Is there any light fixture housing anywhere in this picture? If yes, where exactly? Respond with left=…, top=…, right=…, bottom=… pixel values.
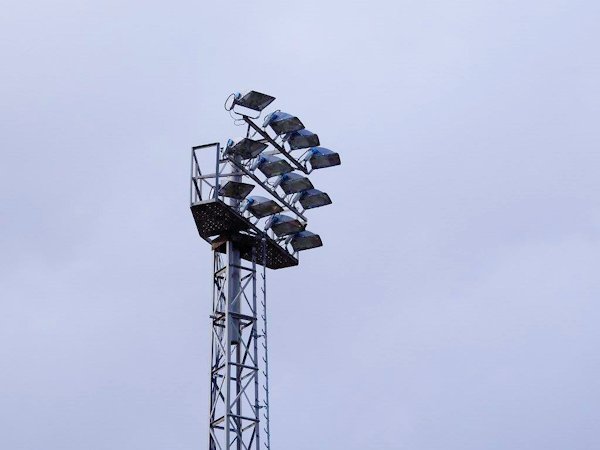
left=288, top=230, right=323, bottom=252
left=218, top=181, right=254, bottom=200
left=244, top=196, right=284, bottom=218
left=307, top=147, right=341, bottom=170
left=283, top=129, right=320, bottom=150
left=296, top=189, right=332, bottom=210
left=226, top=138, right=268, bottom=160
left=263, top=111, right=304, bottom=135
left=233, top=91, right=275, bottom=112
left=265, top=214, right=305, bottom=237
left=253, top=155, right=294, bottom=178
left=275, top=173, right=314, bottom=195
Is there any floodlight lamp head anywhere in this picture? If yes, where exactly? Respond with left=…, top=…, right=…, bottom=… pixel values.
left=283, top=129, right=320, bottom=150
left=274, top=172, right=314, bottom=195
left=218, top=180, right=254, bottom=200
left=226, top=138, right=268, bottom=160
left=287, top=230, right=323, bottom=252
left=305, top=147, right=341, bottom=171
left=263, top=111, right=305, bottom=135
left=252, top=154, right=294, bottom=178
left=232, top=90, right=276, bottom=112
left=294, top=189, right=332, bottom=210
left=243, top=196, right=284, bottom=219
left=264, top=214, right=305, bottom=237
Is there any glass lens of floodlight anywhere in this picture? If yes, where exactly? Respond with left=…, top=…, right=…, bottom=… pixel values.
left=308, top=147, right=341, bottom=170
left=299, top=189, right=332, bottom=209
left=257, top=155, right=294, bottom=178
left=234, top=91, right=276, bottom=112
left=267, top=215, right=304, bottom=237
left=290, top=231, right=323, bottom=251
left=227, top=138, right=268, bottom=160
left=219, top=181, right=254, bottom=200
left=283, top=129, right=320, bottom=150
left=246, top=196, right=284, bottom=218
left=265, top=112, right=304, bottom=135
left=278, top=173, right=314, bottom=195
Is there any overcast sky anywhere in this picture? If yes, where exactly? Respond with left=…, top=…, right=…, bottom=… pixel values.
left=2, top=1, right=600, bottom=449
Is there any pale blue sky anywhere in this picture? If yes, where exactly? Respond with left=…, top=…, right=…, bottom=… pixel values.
left=1, top=1, right=600, bottom=449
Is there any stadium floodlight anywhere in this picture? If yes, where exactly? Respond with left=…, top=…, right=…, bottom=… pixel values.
left=305, top=147, right=341, bottom=170
left=243, top=195, right=284, bottom=218
left=294, top=189, right=332, bottom=210
left=218, top=180, right=254, bottom=200
left=226, top=138, right=268, bottom=160
left=233, top=90, right=276, bottom=112
left=252, top=154, right=294, bottom=178
left=265, top=214, right=305, bottom=237
left=263, top=111, right=304, bottom=135
left=287, top=230, right=323, bottom=251
left=191, top=89, right=344, bottom=450
left=283, top=129, right=320, bottom=150
left=274, top=172, right=314, bottom=195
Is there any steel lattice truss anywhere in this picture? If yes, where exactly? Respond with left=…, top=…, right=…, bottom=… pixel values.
left=209, top=242, right=270, bottom=450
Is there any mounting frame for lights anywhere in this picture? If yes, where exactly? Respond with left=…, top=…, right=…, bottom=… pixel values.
left=189, top=90, right=341, bottom=450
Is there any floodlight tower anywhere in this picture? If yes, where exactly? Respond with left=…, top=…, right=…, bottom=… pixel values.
left=190, top=91, right=341, bottom=450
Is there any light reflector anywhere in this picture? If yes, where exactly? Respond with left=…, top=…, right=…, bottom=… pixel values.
left=265, top=214, right=304, bottom=237
left=226, top=138, right=268, bottom=160
left=283, top=129, right=320, bottom=150
left=298, top=189, right=332, bottom=210
left=233, top=91, right=276, bottom=112
left=219, top=181, right=254, bottom=200
left=264, top=111, right=304, bottom=135
left=254, top=155, right=294, bottom=178
left=276, top=173, right=314, bottom=195
left=289, top=231, right=323, bottom=252
left=245, top=196, right=283, bottom=218
left=308, top=147, right=341, bottom=170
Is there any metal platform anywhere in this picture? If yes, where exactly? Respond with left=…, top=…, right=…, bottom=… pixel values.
left=190, top=199, right=298, bottom=270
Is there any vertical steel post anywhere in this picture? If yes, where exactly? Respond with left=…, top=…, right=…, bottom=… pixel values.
left=260, top=239, right=271, bottom=450
left=252, top=250, right=261, bottom=450
left=227, top=151, right=243, bottom=450
left=202, top=145, right=271, bottom=450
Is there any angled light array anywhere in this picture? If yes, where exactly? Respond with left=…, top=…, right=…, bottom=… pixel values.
left=220, top=89, right=342, bottom=254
